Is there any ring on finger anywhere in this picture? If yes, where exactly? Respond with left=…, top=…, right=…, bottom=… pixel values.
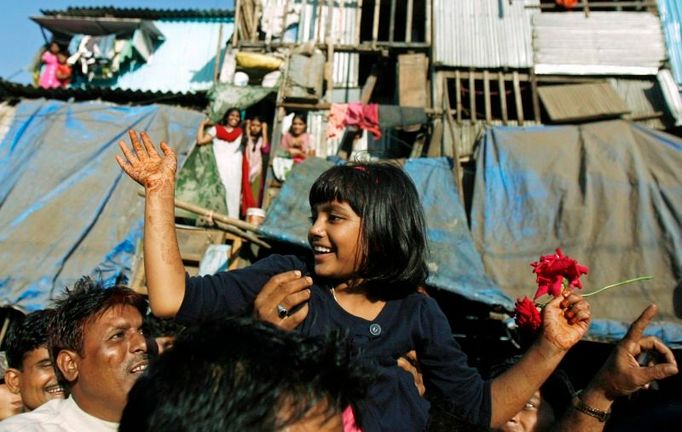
left=276, top=304, right=289, bottom=319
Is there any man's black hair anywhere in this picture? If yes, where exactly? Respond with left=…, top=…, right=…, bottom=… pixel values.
left=120, top=317, right=375, bottom=432
left=5, top=309, right=56, bottom=370
left=48, top=276, right=147, bottom=388
left=309, top=162, right=429, bottom=298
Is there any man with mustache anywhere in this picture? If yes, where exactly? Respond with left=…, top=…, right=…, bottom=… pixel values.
left=4, top=309, right=65, bottom=413
left=0, top=277, right=149, bottom=431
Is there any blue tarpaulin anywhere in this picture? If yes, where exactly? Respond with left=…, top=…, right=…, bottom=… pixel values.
left=0, top=99, right=202, bottom=311
left=470, top=120, right=682, bottom=346
left=260, top=157, right=513, bottom=308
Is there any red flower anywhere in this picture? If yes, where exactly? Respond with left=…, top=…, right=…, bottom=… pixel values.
left=515, top=297, right=542, bottom=332
left=531, top=248, right=589, bottom=299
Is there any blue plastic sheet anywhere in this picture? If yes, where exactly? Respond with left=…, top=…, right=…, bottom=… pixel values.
left=0, top=99, right=202, bottom=311
left=470, top=121, right=682, bottom=346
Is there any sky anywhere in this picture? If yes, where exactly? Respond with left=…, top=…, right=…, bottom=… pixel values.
left=0, top=0, right=234, bottom=84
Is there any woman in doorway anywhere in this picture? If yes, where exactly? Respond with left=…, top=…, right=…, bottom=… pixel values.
left=197, top=108, right=243, bottom=219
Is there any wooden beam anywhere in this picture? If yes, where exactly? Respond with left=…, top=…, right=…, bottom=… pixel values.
left=425, top=0, right=432, bottom=45
left=355, top=0, right=364, bottom=45
left=513, top=71, right=524, bottom=125
left=530, top=69, right=541, bottom=122
left=325, top=38, right=335, bottom=102
left=483, top=70, right=491, bottom=122
left=361, top=66, right=378, bottom=103
left=372, top=0, right=382, bottom=47
left=469, top=72, right=476, bottom=122
left=232, top=0, right=242, bottom=47
left=282, top=0, right=292, bottom=40
left=455, top=71, right=462, bottom=123
left=498, top=72, right=508, bottom=125
left=213, top=24, right=224, bottom=83
left=405, top=0, right=414, bottom=43
left=389, top=0, right=397, bottom=43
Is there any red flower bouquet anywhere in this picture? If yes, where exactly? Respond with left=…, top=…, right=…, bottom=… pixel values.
left=514, top=249, right=651, bottom=333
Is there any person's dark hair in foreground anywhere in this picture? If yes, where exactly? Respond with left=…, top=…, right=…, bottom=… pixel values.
left=120, top=318, right=374, bottom=432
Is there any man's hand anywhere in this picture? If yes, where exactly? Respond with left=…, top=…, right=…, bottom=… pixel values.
left=397, top=350, right=425, bottom=397
left=253, top=271, right=312, bottom=331
left=588, top=304, right=678, bottom=401
left=116, top=130, right=177, bottom=191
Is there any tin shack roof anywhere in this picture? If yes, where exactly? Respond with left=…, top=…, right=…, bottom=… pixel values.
left=432, top=0, right=539, bottom=69
left=533, top=12, right=666, bottom=76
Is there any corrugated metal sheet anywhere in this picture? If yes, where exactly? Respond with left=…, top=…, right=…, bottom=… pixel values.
left=41, top=7, right=234, bottom=20
left=657, top=69, right=682, bottom=127
left=659, top=0, right=682, bottom=86
left=608, top=77, right=670, bottom=130
left=433, top=0, right=539, bottom=68
left=533, top=12, right=666, bottom=76
left=0, top=78, right=207, bottom=108
left=113, top=19, right=233, bottom=93
left=297, top=0, right=359, bottom=87
left=538, top=82, right=630, bottom=123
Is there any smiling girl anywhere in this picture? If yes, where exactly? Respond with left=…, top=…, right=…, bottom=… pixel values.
left=117, top=131, right=591, bottom=432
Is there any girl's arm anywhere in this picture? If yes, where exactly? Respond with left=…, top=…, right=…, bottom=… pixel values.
left=196, top=120, right=214, bottom=145
left=489, top=291, right=591, bottom=427
left=116, top=130, right=186, bottom=317
left=261, top=122, right=270, bottom=153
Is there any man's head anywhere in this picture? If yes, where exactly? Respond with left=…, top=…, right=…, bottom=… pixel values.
left=0, top=352, right=22, bottom=420
left=5, top=309, right=65, bottom=410
left=49, top=277, right=149, bottom=422
left=120, top=318, right=373, bottom=432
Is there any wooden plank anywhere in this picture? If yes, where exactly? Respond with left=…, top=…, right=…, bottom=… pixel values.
left=361, top=66, right=378, bottom=103
left=372, top=0, right=381, bottom=47
left=498, top=71, right=508, bottom=125
left=398, top=53, right=428, bottom=107
left=232, top=0, right=242, bottom=47
left=405, top=0, right=414, bottom=42
left=469, top=72, right=476, bottom=122
left=530, top=69, right=541, bottom=122
left=483, top=70, right=491, bottom=122
left=283, top=0, right=292, bottom=40
left=442, top=81, right=465, bottom=200
left=316, top=0, right=324, bottom=42
left=409, top=132, right=426, bottom=158
left=389, top=0, right=397, bottom=43
left=213, top=24, right=224, bottom=83
left=325, top=39, right=335, bottom=102
left=513, top=71, right=524, bottom=125
left=355, top=0, right=364, bottom=45
left=326, top=0, right=334, bottom=40
left=425, top=0, right=431, bottom=45
left=455, top=71, right=462, bottom=123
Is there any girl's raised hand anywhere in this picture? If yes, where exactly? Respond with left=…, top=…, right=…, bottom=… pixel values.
left=540, top=291, right=591, bottom=352
left=116, top=130, right=177, bottom=190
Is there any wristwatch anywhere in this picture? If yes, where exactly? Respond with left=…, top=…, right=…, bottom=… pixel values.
left=571, top=390, right=611, bottom=422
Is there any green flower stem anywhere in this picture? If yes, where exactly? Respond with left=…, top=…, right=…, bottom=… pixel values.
left=581, top=276, right=653, bottom=298
left=534, top=276, right=653, bottom=308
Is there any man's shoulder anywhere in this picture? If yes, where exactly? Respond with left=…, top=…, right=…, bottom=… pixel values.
left=0, top=399, right=68, bottom=432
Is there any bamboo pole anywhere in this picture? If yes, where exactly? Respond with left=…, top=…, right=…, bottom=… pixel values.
left=136, top=190, right=270, bottom=248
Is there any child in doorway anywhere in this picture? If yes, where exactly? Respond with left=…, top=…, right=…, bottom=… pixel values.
left=243, top=116, right=270, bottom=207
left=280, top=113, right=313, bottom=163
left=116, top=131, right=591, bottom=432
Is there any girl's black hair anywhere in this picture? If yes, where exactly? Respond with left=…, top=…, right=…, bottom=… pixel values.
left=309, top=162, right=429, bottom=298
left=288, top=113, right=307, bottom=134
left=223, top=107, right=241, bottom=125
